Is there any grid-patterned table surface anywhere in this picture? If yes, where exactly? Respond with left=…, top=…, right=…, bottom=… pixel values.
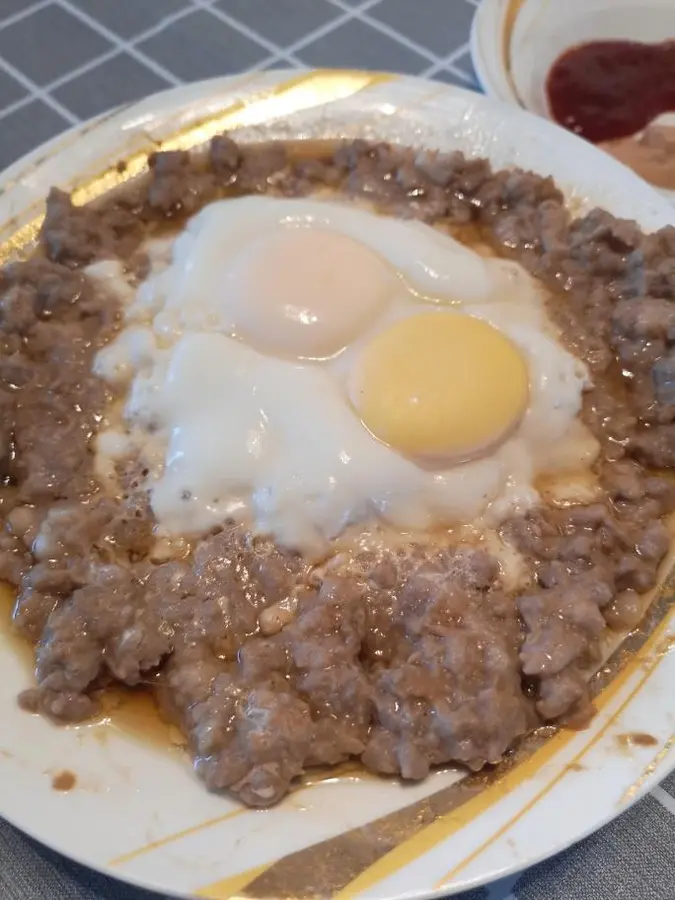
left=0, top=0, right=480, bottom=170
left=2, top=2, right=675, bottom=899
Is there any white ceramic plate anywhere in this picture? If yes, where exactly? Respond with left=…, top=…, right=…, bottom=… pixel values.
left=2, top=70, right=675, bottom=900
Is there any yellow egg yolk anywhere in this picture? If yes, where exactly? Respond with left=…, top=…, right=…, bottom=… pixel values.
left=351, top=312, right=530, bottom=463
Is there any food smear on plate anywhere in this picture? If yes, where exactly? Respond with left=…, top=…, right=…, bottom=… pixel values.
left=3, top=137, right=675, bottom=809
left=546, top=39, right=675, bottom=144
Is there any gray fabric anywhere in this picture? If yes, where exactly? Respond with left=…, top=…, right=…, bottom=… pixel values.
left=0, top=1, right=671, bottom=897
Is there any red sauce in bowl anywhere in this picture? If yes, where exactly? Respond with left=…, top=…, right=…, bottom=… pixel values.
left=546, top=40, right=675, bottom=143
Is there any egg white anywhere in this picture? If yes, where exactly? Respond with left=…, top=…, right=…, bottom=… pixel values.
left=92, top=196, right=595, bottom=554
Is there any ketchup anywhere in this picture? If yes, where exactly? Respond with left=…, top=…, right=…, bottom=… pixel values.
left=546, top=40, right=675, bottom=143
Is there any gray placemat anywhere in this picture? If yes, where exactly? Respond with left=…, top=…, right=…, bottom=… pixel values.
left=1, top=1, right=674, bottom=898
left=0, top=0, right=478, bottom=170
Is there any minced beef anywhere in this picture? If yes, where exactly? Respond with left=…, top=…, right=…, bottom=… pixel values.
left=2, top=136, right=675, bottom=808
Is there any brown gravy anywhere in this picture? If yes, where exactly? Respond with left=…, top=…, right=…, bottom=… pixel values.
left=89, top=688, right=185, bottom=750
left=0, top=583, right=182, bottom=751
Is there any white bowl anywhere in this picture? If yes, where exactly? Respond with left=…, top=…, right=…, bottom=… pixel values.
left=472, top=0, right=675, bottom=112
left=470, top=0, right=675, bottom=201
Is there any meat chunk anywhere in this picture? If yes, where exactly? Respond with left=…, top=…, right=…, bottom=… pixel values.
left=236, top=144, right=288, bottom=192
left=361, top=549, right=532, bottom=778
left=631, top=424, right=675, bottom=467
left=41, top=189, right=138, bottom=265
left=209, top=134, right=240, bottom=179
left=193, top=681, right=313, bottom=808
left=612, top=296, right=675, bottom=341
left=147, top=150, right=216, bottom=217
left=505, top=490, right=669, bottom=722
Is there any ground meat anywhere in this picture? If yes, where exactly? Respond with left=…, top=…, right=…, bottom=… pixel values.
left=0, top=528, right=30, bottom=585
left=193, top=680, right=314, bottom=808
left=236, top=143, right=289, bottom=193
left=12, top=590, right=59, bottom=642
left=536, top=668, right=591, bottom=722
left=2, top=136, right=674, bottom=808
left=568, top=209, right=643, bottom=281
left=362, top=550, right=532, bottom=778
left=652, top=353, right=675, bottom=405
left=32, top=494, right=154, bottom=563
left=642, top=227, right=675, bottom=298
left=612, top=296, right=675, bottom=341
left=147, top=150, right=217, bottom=217
left=209, top=134, right=240, bottom=178
left=504, top=487, right=671, bottom=721
left=188, top=577, right=370, bottom=806
left=602, top=459, right=675, bottom=522
left=604, top=589, right=645, bottom=631
left=0, top=258, right=116, bottom=511
left=631, top=424, right=675, bottom=467
left=478, top=174, right=566, bottom=268
left=41, top=188, right=141, bottom=266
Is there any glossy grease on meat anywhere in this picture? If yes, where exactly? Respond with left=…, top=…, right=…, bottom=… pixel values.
left=1, top=136, right=674, bottom=808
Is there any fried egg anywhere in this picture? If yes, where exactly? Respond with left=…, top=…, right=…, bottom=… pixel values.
left=93, top=196, right=596, bottom=554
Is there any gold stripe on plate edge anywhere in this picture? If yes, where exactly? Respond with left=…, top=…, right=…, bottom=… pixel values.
left=108, top=761, right=364, bottom=868
left=198, top=865, right=274, bottom=900
left=620, top=732, right=675, bottom=806
left=0, top=69, right=396, bottom=265
left=109, top=807, right=248, bottom=867
left=193, top=576, right=675, bottom=900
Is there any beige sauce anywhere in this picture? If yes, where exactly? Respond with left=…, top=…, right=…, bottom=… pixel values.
left=601, top=125, right=675, bottom=190
left=87, top=687, right=185, bottom=750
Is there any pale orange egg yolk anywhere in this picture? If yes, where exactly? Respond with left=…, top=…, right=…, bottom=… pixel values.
left=351, top=312, right=530, bottom=463
left=225, top=227, right=392, bottom=359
